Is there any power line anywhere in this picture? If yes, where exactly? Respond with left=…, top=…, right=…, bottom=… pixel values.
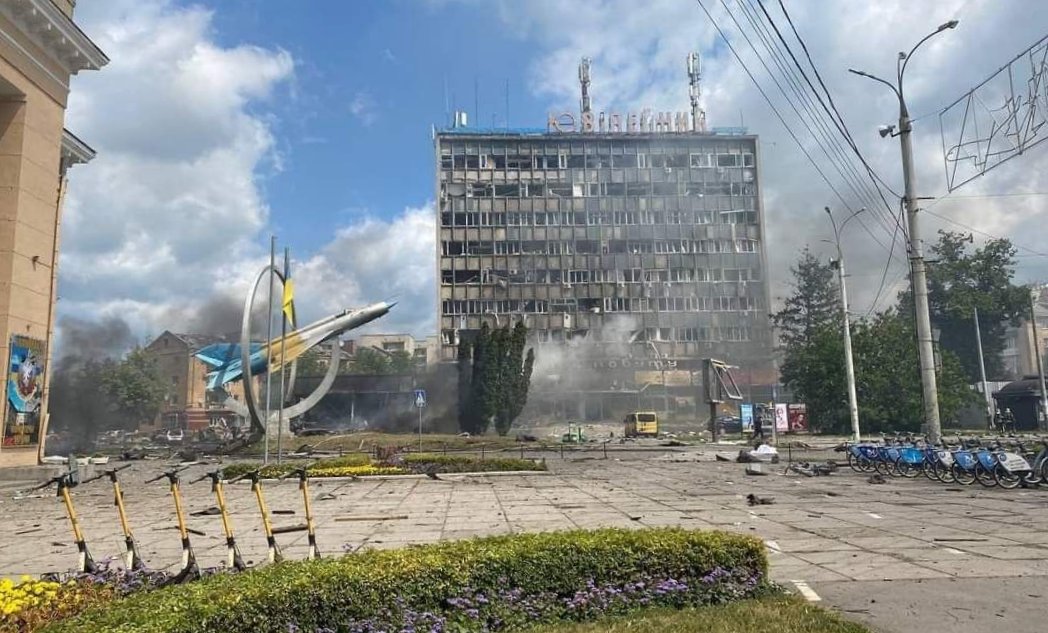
left=694, top=0, right=893, bottom=252
left=923, top=208, right=1048, bottom=258
left=733, top=0, right=900, bottom=244
left=772, top=0, right=904, bottom=202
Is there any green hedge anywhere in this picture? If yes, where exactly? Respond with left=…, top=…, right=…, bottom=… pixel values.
left=401, top=453, right=546, bottom=473
left=43, top=528, right=767, bottom=633
left=221, top=454, right=370, bottom=480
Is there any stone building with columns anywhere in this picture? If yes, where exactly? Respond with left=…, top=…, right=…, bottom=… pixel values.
left=0, top=0, right=107, bottom=467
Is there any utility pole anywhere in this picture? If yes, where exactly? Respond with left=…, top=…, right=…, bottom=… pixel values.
left=972, top=307, right=992, bottom=429
left=1029, top=289, right=1048, bottom=430
left=849, top=20, right=957, bottom=444
left=826, top=207, right=862, bottom=442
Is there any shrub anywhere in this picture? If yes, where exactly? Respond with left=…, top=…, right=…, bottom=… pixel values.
left=43, top=528, right=767, bottom=633
left=221, top=454, right=371, bottom=480
left=400, top=453, right=546, bottom=473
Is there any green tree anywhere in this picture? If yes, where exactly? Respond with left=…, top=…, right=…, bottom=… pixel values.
left=920, top=231, right=1028, bottom=381
left=456, top=338, right=473, bottom=431
left=851, top=310, right=974, bottom=433
left=771, top=248, right=839, bottom=347
left=345, top=347, right=391, bottom=374
left=773, top=250, right=844, bottom=430
left=295, top=348, right=327, bottom=376
left=98, top=348, right=167, bottom=430
left=495, top=322, right=534, bottom=436
left=458, top=322, right=534, bottom=435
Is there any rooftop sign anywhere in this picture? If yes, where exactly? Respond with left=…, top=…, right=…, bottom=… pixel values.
left=548, top=110, right=696, bottom=134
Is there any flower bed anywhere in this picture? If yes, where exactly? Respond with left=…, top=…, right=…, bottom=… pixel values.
left=42, top=528, right=767, bottom=633
left=1, top=563, right=169, bottom=633
left=400, top=453, right=546, bottom=473
left=221, top=452, right=546, bottom=481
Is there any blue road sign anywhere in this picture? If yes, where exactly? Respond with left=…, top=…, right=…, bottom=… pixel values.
left=414, top=389, right=427, bottom=408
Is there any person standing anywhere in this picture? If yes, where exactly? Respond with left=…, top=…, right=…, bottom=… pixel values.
left=752, top=407, right=765, bottom=442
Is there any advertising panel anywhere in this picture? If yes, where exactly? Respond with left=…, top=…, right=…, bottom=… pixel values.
left=787, top=403, right=809, bottom=432
left=740, top=403, right=754, bottom=432
left=4, top=335, right=46, bottom=448
left=774, top=403, right=789, bottom=432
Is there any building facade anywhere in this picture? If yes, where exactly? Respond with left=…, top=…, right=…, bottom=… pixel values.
left=0, top=1, right=107, bottom=466
left=143, top=332, right=249, bottom=435
left=434, top=123, right=773, bottom=420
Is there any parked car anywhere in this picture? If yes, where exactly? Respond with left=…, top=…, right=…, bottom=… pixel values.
left=166, top=428, right=184, bottom=443
left=716, top=415, right=743, bottom=434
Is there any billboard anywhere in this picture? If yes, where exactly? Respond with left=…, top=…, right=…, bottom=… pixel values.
left=740, top=403, right=754, bottom=432
left=4, top=335, right=46, bottom=448
left=787, top=403, right=809, bottom=433
left=774, top=403, right=788, bottom=432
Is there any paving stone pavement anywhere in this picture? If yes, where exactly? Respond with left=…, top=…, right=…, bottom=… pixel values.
left=2, top=450, right=1047, bottom=631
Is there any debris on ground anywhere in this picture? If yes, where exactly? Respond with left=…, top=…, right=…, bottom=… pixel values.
left=190, top=506, right=221, bottom=517
left=738, top=444, right=779, bottom=464
left=272, top=509, right=295, bottom=515
left=315, top=492, right=338, bottom=501
left=746, top=494, right=775, bottom=506
left=661, top=440, right=688, bottom=447
left=745, top=463, right=770, bottom=476
left=867, top=474, right=887, bottom=484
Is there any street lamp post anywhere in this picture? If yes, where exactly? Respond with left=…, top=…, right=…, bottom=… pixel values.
left=825, top=207, right=865, bottom=442
left=849, top=19, right=958, bottom=444
left=1029, top=289, right=1048, bottom=430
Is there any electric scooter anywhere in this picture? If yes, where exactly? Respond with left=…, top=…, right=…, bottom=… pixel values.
left=28, top=472, right=98, bottom=574
left=146, top=466, right=200, bottom=584
left=80, top=464, right=143, bottom=570
left=191, top=468, right=247, bottom=571
left=230, top=468, right=283, bottom=563
left=280, top=464, right=320, bottom=560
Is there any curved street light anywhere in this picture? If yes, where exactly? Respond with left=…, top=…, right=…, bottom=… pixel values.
left=824, top=207, right=866, bottom=442
left=846, top=20, right=958, bottom=443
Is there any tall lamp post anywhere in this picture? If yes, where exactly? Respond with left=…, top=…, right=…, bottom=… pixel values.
left=824, top=206, right=865, bottom=442
left=849, top=20, right=958, bottom=444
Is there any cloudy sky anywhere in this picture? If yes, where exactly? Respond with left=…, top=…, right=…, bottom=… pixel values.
left=58, top=0, right=1048, bottom=349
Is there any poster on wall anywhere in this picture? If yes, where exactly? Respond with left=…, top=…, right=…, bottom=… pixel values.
left=4, top=335, right=45, bottom=448
left=774, top=403, right=789, bottom=432
left=740, top=403, right=754, bottom=432
left=787, top=403, right=809, bottom=432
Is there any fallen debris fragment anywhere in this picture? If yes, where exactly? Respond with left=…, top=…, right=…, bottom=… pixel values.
left=334, top=515, right=408, bottom=522
left=746, top=494, right=774, bottom=506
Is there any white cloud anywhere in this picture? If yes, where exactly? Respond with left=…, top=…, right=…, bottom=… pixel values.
left=59, top=0, right=293, bottom=338
left=487, top=0, right=1048, bottom=312
left=294, top=204, right=436, bottom=336
left=349, top=91, right=378, bottom=126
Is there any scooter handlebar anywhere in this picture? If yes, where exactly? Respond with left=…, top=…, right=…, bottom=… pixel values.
left=227, top=468, right=259, bottom=484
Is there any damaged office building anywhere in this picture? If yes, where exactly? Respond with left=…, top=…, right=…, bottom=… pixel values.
left=434, top=56, right=775, bottom=423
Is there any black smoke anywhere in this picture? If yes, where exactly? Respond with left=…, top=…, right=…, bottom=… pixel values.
left=47, top=316, right=137, bottom=451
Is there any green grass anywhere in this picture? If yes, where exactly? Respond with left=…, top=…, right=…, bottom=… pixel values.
left=524, top=596, right=869, bottom=633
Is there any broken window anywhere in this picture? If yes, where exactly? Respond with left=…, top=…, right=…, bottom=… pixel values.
left=568, top=270, right=590, bottom=284
left=626, top=182, right=652, bottom=196
left=493, top=184, right=520, bottom=197
left=736, top=239, right=758, bottom=253
left=690, top=153, right=712, bottom=168
left=717, top=153, right=740, bottom=167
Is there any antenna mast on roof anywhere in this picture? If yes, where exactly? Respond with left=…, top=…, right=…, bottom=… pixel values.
left=579, top=57, right=592, bottom=115
left=687, top=52, right=706, bottom=132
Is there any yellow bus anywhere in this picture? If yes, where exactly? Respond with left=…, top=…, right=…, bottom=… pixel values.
left=624, top=412, right=659, bottom=438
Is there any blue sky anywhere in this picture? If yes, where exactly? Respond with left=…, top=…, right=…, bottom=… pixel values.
left=59, top=0, right=1048, bottom=343
left=208, top=0, right=548, bottom=251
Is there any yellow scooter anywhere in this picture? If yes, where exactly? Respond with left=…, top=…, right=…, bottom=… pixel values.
left=146, top=466, right=199, bottom=584
left=80, top=463, right=143, bottom=570
left=191, top=468, right=247, bottom=571
left=229, top=468, right=283, bottom=563
left=28, top=472, right=98, bottom=573
left=279, top=464, right=320, bottom=560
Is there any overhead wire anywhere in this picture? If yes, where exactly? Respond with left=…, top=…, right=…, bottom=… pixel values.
left=772, top=0, right=904, bottom=202
left=693, top=0, right=890, bottom=250
left=762, top=0, right=914, bottom=310
left=733, top=0, right=900, bottom=244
